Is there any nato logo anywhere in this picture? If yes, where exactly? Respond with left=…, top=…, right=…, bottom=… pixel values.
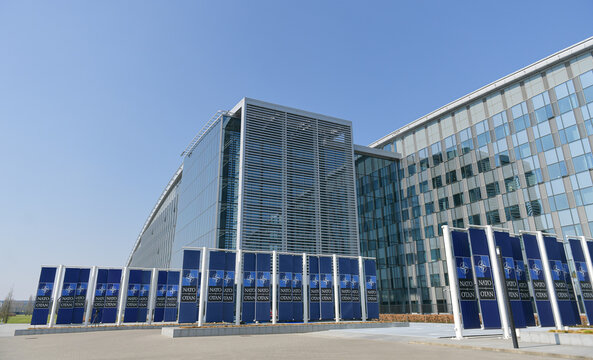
left=515, top=260, right=525, bottom=280
left=550, top=260, right=563, bottom=281
left=223, top=271, right=234, bottom=287
left=167, top=285, right=178, bottom=297
left=157, top=285, right=167, bottom=297
left=366, top=275, right=376, bottom=290
left=529, top=259, right=543, bottom=280
left=456, top=257, right=471, bottom=279
left=95, top=284, right=106, bottom=296
left=473, top=255, right=491, bottom=278
left=128, top=284, right=140, bottom=296
left=310, top=273, right=320, bottom=288
left=562, top=263, right=571, bottom=281
left=351, top=275, right=359, bottom=288
left=37, top=282, right=53, bottom=296
left=293, top=273, right=302, bottom=288
left=320, top=274, right=332, bottom=288
left=577, top=262, right=589, bottom=282
left=279, top=272, right=292, bottom=287
left=182, top=270, right=198, bottom=286
left=139, top=285, right=150, bottom=296
left=243, top=271, right=255, bottom=287
left=76, top=282, right=87, bottom=296
left=107, top=283, right=119, bottom=296
left=62, top=283, right=76, bottom=296
left=257, top=272, right=270, bottom=287
left=209, top=270, right=223, bottom=287
left=503, top=257, right=515, bottom=279
left=340, top=274, right=351, bottom=288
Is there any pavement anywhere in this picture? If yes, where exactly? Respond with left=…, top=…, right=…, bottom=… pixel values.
left=0, top=322, right=591, bottom=360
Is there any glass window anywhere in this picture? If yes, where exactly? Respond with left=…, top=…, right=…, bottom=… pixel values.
left=424, top=226, right=435, bottom=238
left=477, top=158, right=491, bottom=173
left=536, top=134, right=555, bottom=152
left=408, top=163, right=417, bottom=176
left=512, top=102, right=530, bottom=131
left=486, top=182, right=500, bottom=198
left=469, top=187, right=481, bottom=202
left=573, top=154, right=593, bottom=172
left=525, top=170, right=541, bottom=187
left=532, top=91, right=554, bottom=122
left=495, top=123, right=509, bottom=140
left=425, top=202, right=434, bottom=215
left=525, top=200, right=542, bottom=216
left=453, top=193, right=464, bottom=207
left=559, top=125, right=580, bottom=144
left=504, top=176, right=520, bottom=192
left=548, top=161, right=567, bottom=179
left=461, top=164, right=473, bottom=178
left=452, top=218, right=464, bottom=228
left=431, top=142, right=443, bottom=166
left=505, top=205, right=521, bottom=220
left=486, top=210, right=501, bottom=225
left=446, top=170, right=457, bottom=184
left=432, top=176, right=443, bottom=189
left=419, top=180, right=429, bottom=193
left=468, top=214, right=481, bottom=225
left=459, top=128, right=474, bottom=154
left=438, top=197, right=449, bottom=211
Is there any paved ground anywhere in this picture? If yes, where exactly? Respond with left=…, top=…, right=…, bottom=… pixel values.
left=0, top=323, right=590, bottom=360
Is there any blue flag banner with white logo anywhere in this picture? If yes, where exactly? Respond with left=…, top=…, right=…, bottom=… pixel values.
left=101, top=269, right=122, bottom=324
left=451, top=230, right=481, bottom=329
left=56, top=268, right=79, bottom=324
left=72, top=268, right=90, bottom=324
left=364, top=258, right=379, bottom=320
left=278, top=254, right=294, bottom=321
left=123, top=269, right=142, bottom=323
left=544, top=237, right=580, bottom=326
left=153, top=270, right=168, bottom=322
left=164, top=271, right=180, bottom=322
left=241, top=252, right=256, bottom=323
left=255, top=253, right=271, bottom=322
left=338, top=257, right=353, bottom=320
left=292, top=255, right=303, bottom=321
left=494, top=231, right=526, bottom=328
left=569, top=239, right=593, bottom=324
left=31, top=267, right=57, bottom=325
left=136, top=270, right=151, bottom=322
left=522, top=233, right=554, bottom=326
left=350, top=258, right=362, bottom=320
left=468, top=228, right=501, bottom=329
left=509, top=235, right=535, bottom=327
left=206, top=251, right=225, bottom=322
left=222, top=252, right=236, bottom=323
left=319, top=256, right=334, bottom=320
left=91, top=269, right=108, bottom=324
left=308, top=256, right=321, bottom=321
left=179, top=249, right=201, bottom=324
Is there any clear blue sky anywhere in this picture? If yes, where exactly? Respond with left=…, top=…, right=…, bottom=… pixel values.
left=1, top=1, right=592, bottom=299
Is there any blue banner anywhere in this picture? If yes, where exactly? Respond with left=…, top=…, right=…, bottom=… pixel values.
left=451, top=230, right=481, bottom=329
left=494, top=231, right=527, bottom=328
left=319, top=256, right=334, bottom=320
left=522, top=233, right=554, bottom=327
left=101, top=269, right=122, bottom=324
left=292, top=256, right=303, bottom=321
left=339, top=257, right=353, bottom=320
left=164, top=271, right=180, bottom=322
left=364, top=259, right=379, bottom=320
left=223, top=252, right=236, bottom=323
left=545, top=237, right=580, bottom=326
left=137, top=270, right=151, bottom=322
left=31, top=267, right=57, bottom=325
left=123, top=269, right=142, bottom=323
left=278, top=254, right=294, bottom=321
left=308, top=256, right=320, bottom=321
left=350, top=258, right=362, bottom=320
left=91, top=269, right=108, bottom=324
left=153, top=270, right=168, bottom=322
left=72, top=268, right=90, bottom=324
left=255, top=253, right=271, bottom=322
left=179, top=249, right=201, bottom=324
left=241, top=252, right=256, bottom=323
left=569, top=239, right=593, bottom=324
left=468, top=228, right=501, bottom=329
left=509, top=235, right=536, bottom=327
left=206, top=251, right=225, bottom=322
left=56, top=268, right=79, bottom=324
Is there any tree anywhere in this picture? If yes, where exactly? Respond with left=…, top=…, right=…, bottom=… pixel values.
left=25, top=295, right=34, bottom=315
left=0, top=287, right=14, bottom=323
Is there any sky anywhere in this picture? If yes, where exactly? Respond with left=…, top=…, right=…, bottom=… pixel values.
left=1, top=1, right=592, bottom=299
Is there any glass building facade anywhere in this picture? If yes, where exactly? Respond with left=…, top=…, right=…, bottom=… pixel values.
left=364, top=38, right=593, bottom=313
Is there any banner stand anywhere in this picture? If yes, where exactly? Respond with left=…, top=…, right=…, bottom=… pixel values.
left=443, top=226, right=464, bottom=340
left=84, top=266, right=98, bottom=326
left=332, top=255, right=340, bottom=322
left=535, top=231, right=563, bottom=330
left=48, top=265, right=64, bottom=328
left=197, top=248, right=208, bottom=326
left=235, top=249, right=243, bottom=325
left=485, top=226, right=511, bottom=339
left=147, top=268, right=157, bottom=324
left=116, top=267, right=129, bottom=326
left=271, top=251, right=277, bottom=324
left=358, top=256, right=368, bottom=322
left=580, top=236, right=593, bottom=315
left=303, top=253, right=309, bottom=323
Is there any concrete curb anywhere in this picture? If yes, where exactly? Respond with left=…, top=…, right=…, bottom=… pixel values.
left=521, top=331, right=593, bottom=347
left=15, top=323, right=179, bottom=336
left=408, top=340, right=592, bottom=360
left=162, top=322, right=409, bottom=338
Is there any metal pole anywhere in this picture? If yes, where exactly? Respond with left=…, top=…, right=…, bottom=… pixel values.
left=48, top=265, right=64, bottom=328
left=84, top=266, right=98, bottom=326
left=485, top=226, right=511, bottom=339
left=198, top=248, right=208, bottom=327
left=147, top=268, right=158, bottom=325
left=358, top=256, right=367, bottom=322
left=442, top=225, right=463, bottom=340
left=235, top=249, right=243, bottom=325
left=496, top=246, right=519, bottom=348
left=303, top=253, right=309, bottom=324
left=272, top=250, right=278, bottom=324
left=332, top=254, right=340, bottom=322
left=537, top=231, right=563, bottom=330
left=116, top=267, right=129, bottom=326
left=580, top=236, right=593, bottom=325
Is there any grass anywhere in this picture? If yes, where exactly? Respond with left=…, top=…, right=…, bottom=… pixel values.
left=4, top=314, right=32, bottom=324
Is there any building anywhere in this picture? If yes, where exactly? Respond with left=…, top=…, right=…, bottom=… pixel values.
left=127, top=98, right=364, bottom=269
left=128, top=36, right=593, bottom=315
